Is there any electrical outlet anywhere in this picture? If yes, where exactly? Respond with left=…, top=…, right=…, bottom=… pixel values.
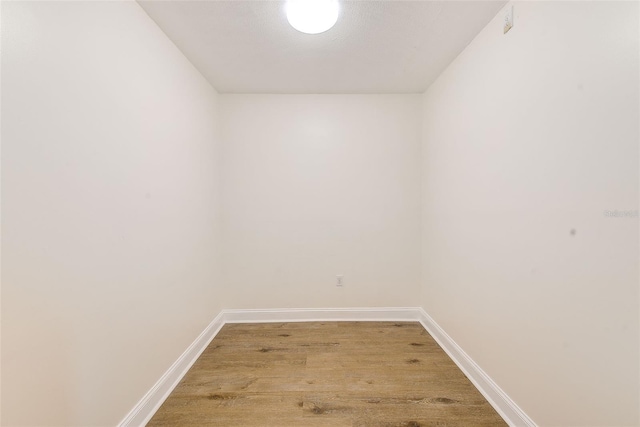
left=336, top=275, right=344, bottom=287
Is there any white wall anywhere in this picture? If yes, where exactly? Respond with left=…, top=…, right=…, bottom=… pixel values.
left=4, top=2, right=638, bottom=426
left=1, top=2, right=223, bottom=426
left=220, top=95, right=422, bottom=309
left=421, top=2, right=639, bottom=426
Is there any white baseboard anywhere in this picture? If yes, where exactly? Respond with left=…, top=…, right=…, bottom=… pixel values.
left=117, top=311, right=226, bottom=427
left=222, top=307, right=423, bottom=323
left=119, top=307, right=535, bottom=427
left=417, top=308, right=536, bottom=427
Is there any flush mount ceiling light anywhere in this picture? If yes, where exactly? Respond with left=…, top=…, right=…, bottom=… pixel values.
left=286, top=0, right=340, bottom=35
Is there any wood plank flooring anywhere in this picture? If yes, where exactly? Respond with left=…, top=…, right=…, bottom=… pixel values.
left=147, top=322, right=507, bottom=426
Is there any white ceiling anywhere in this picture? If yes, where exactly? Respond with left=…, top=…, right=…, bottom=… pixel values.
left=138, top=1, right=507, bottom=94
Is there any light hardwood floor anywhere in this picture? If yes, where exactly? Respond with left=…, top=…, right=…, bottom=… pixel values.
left=148, top=322, right=507, bottom=426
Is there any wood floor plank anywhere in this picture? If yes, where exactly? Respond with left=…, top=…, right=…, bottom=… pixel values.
left=147, top=322, right=506, bottom=426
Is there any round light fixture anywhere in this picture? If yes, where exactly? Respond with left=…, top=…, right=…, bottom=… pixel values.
left=286, top=0, right=339, bottom=35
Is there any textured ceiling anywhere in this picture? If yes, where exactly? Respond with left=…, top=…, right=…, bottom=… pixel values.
left=138, top=1, right=507, bottom=94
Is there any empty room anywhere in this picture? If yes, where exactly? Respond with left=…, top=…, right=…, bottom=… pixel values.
left=1, top=0, right=638, bottom=426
